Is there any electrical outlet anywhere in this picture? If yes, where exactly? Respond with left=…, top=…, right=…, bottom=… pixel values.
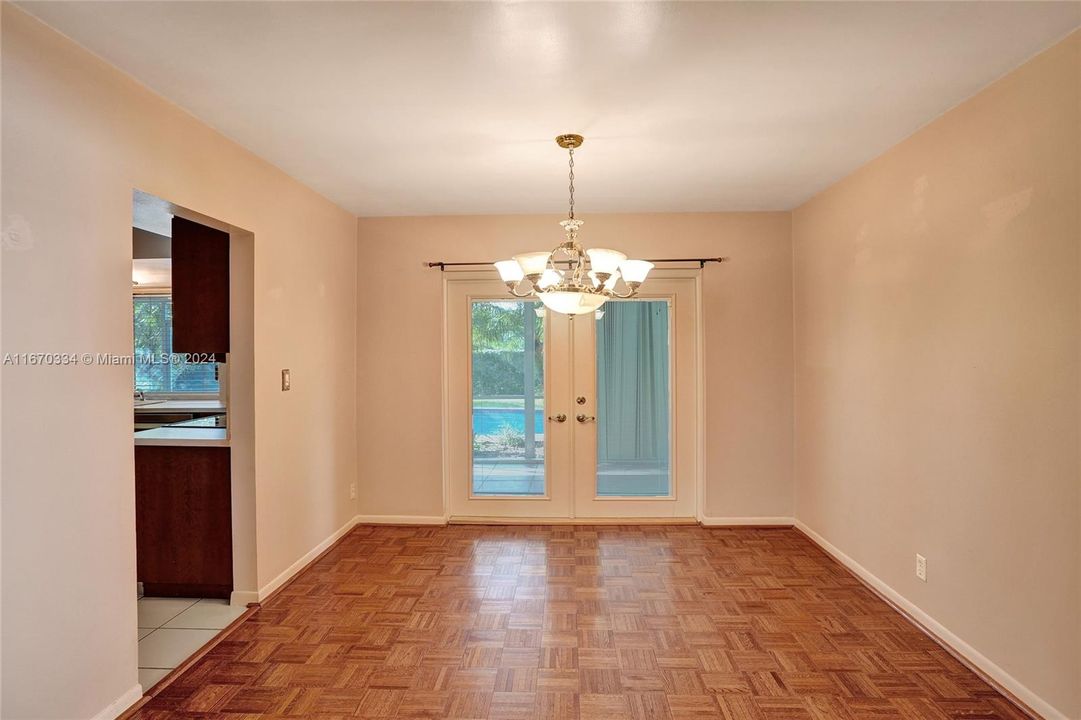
left=349, top=483, right=357, bottom=500
left=281, top=369, right=291, bottom=391
left=915, top=553, right=927, bottom=582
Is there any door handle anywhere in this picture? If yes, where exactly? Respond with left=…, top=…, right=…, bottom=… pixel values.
left=576, top=414, right=596, bottom=423
left=548, top=414, right=567, bottom=423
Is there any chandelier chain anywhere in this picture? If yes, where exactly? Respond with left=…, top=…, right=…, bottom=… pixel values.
left=567, top=147, right=575, bottom=220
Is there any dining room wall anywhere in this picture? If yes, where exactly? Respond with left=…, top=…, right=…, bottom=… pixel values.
left=355, top=212, right=794, bottom=523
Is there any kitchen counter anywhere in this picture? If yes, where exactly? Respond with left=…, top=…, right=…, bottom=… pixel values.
left=134, top=426, right=228, bottom=446
left=134, top=400, right=226, bottom=414
left=134, top=407, right=228, bottom=447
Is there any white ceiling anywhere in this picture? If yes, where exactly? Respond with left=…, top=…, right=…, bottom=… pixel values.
left=22, top=2, right=1080, bottom=216
left=132, top=258, right=171, bottom=290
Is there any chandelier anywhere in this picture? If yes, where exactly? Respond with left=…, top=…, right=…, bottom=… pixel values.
left=493, top=134, right=653, bottom=316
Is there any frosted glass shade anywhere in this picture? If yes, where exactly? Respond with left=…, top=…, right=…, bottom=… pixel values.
left=586, top=248, right=627, bottom=275
left=494, top=260, right=524, bottom=283
left=537, top=269, right=562, bottom=289
left=514, top=252, right=551, bottom=276
left=619, top=259, right=654, bottom=283
left=539, top=291, right=608, bottom=316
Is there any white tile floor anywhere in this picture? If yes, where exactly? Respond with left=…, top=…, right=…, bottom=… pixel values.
left=136, top=595, right=246, bottom=692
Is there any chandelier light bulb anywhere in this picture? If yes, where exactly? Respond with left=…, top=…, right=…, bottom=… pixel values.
left=494, top=260, right=524, bottom=283
left=619, top=259, right=654, bottom=285
left=537, top=269, right=562, bottom=289
left=585, top=248, right=626, bottom=276
left=513, top=251, right=551, bottom=279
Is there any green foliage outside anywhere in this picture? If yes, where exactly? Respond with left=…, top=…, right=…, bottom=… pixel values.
left=471, top=301, right=543, bottom=399
left=133, top=296, right=219, bottom=393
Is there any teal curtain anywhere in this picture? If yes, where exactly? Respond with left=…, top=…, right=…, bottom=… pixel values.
left=596, top=301, right=670, bottom=464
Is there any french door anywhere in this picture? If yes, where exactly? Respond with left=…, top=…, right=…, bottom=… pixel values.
left=445, top=274, right=699, bottom=521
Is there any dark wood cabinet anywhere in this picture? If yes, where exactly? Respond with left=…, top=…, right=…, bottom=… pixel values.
left=135, top=446, right=233, bottom=599
left=171, top=216, right=229, bottom=358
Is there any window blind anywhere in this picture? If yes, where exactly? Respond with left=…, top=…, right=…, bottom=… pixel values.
left=133, top=296, right=220, bottom=394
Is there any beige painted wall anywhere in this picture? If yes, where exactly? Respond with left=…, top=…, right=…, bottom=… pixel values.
left=355, top=213, right=793, bottom=521
left=1, top=7, right=357, bottom=719
left=793, top=32, right=1080, bottom=718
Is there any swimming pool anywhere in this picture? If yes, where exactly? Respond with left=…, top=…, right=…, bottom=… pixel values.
left=473, top=407, right=545, bottom=435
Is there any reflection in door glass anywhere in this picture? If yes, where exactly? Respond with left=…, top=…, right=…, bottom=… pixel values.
left=471, top=301, right=545, bottom=496
left=596, top=301, right=671, bottom=496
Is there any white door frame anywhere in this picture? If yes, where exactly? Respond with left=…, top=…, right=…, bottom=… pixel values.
left=441, top=269, right=704, bottom=523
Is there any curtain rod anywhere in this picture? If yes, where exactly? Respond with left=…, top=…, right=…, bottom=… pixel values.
left=426, top=257, right=728, bottom=271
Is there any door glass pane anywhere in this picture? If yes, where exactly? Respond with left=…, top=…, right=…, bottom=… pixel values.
left=471, top=300, right=545, bottom=496
left=596, top=300, right=671, bottom=496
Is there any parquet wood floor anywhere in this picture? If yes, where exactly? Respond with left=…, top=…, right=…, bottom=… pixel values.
left=130, top=525, right=1031, bottom=719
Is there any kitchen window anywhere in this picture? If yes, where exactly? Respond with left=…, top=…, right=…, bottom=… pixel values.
left=133, top=295, right=220, bottom=395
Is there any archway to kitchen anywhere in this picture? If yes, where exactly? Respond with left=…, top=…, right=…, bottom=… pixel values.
left=130, top=189, right=256, bottom=692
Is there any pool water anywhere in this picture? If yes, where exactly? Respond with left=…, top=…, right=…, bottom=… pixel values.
left=473, top=408, right=545, bottom=435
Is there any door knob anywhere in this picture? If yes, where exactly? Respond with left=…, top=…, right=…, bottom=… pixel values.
left=576, top=414, right=596, bottom=423
left=548, top=414, right=567, bottom=423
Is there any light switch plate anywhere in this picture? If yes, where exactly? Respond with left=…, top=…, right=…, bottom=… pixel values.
left=281, top=369, right=291, bottom=391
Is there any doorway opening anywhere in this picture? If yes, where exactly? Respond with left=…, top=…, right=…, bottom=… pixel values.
left=130, top=190, right=255, bottom=692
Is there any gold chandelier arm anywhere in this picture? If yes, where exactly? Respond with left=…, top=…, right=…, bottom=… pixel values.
left=508, top=285, right=537, bottom=298
left=608, top=287, right=639, bottom=299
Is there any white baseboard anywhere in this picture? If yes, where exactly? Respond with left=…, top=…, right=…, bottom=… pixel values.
left=256, top=515, right=361, bottom=601
left=355, top=514, right=448, bottom=525
left=448, top=516, right=698, bottom=525
left=357, top=515, right=794, bottom=527
left=795, top=520, right=1065, bottom=720
left=92, top=683, right=143, bottom=720
left=229, top=590, right=259, bottom=606
left=698, top=516, right=795, bottom=527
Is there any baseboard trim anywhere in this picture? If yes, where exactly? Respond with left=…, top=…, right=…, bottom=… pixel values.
left=91, top=683, right=142, bottom=720
left=448, top=515, right=699, bottom=525
left=355, top=514, right=448, bottom=526
left=698, top=515, right=795, bottom=527
left=229, top=590, right=259, bottom=606
left=257, top=515, right=361, bottom=601
left=794, top=521, right=1061, bottom=720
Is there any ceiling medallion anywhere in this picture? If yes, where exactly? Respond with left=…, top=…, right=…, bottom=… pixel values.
left=493, top=134, right=653, bottom=316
